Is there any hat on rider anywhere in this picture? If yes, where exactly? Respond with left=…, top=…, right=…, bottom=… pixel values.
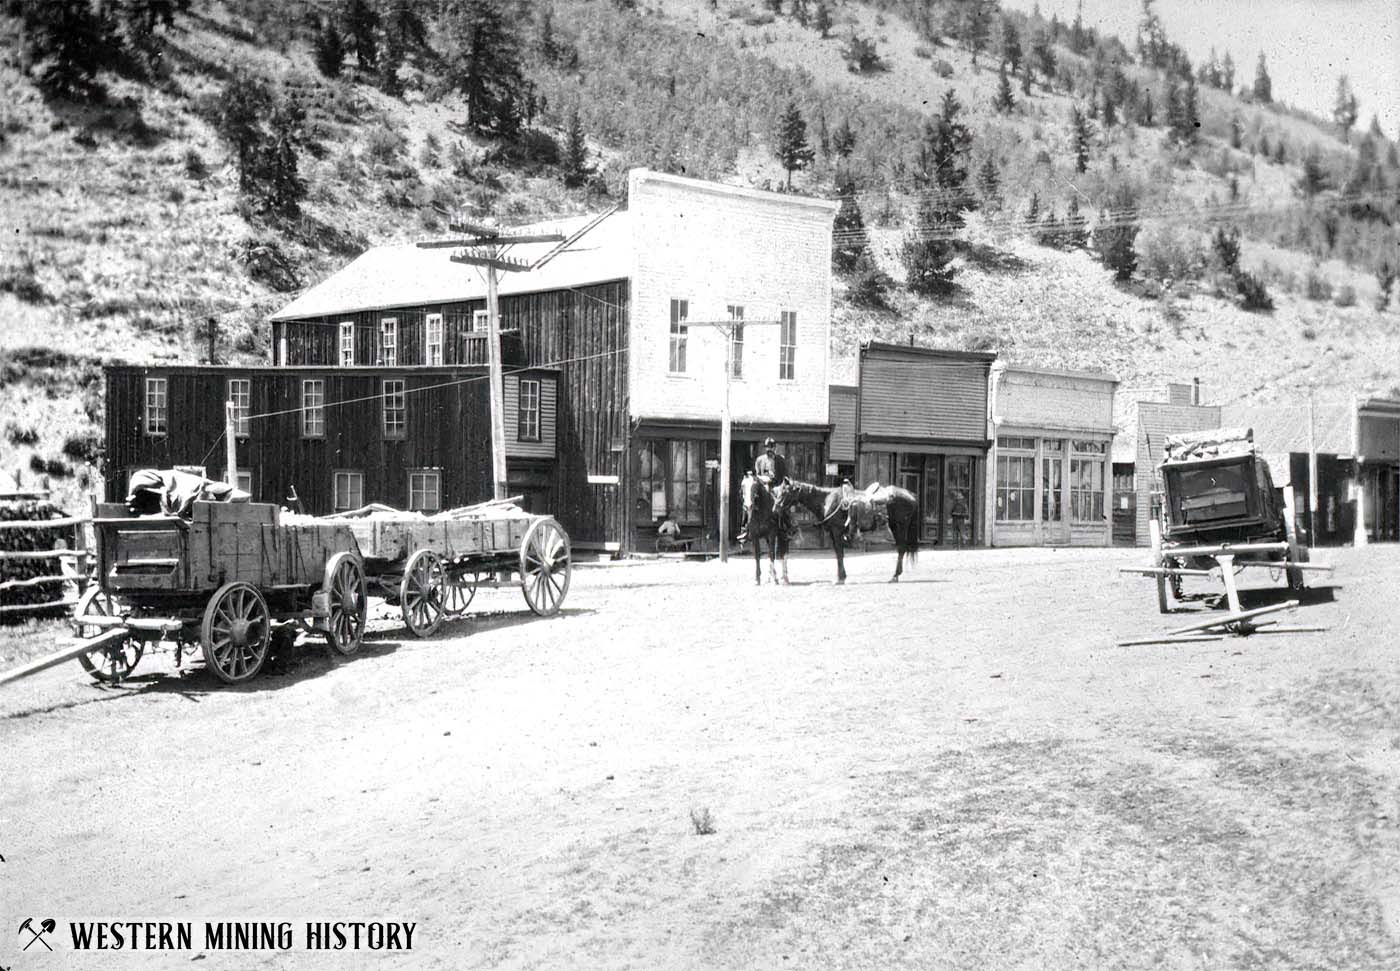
left=763, top=436, right=776, bottom=448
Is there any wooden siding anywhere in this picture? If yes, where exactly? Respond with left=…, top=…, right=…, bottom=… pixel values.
left=103, top=366, right=562, bottom=515
left=859, top=346, right=992, bottom=445
left=273, top=280, right=630, bottom=547
left=504, top=373, right=557, bottom=459
left=828, top=385, right=858, bottom=462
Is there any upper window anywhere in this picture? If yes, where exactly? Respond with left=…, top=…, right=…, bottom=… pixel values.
left=471, top=309, right=489, bottom=332
left=779, top=310, right=797, bottom=381
left=144, top=377, right=167, bottom=436
left=301, top=379, right=325, bottom=438
left=727, top=304, right=744, bottom=380
left=382, top=379, right=407, bottom=439
left=333, top=470, right=363, bottom=512
left=234, top=468, right=253, bottom=495
left=228, top=378, right=251, bottom=438
left=996, top=436, right=1036, bottom=450
left=425, top=313, right=444, bottom=366
left=339, top=321, right=354, bottom=366
left=380, top=318, right=398, bottom=367
left=669, top=298, right=688, bottom=374
left=518, top=379, right=541, bottom=443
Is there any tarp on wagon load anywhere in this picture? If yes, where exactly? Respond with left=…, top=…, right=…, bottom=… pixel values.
left=125, top=469, right=250, bottom=518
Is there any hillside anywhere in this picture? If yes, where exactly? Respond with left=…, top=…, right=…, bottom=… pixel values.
left=1, top=0, right=1397, bottom=514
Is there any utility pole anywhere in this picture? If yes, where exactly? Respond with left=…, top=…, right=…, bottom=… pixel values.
left=417, top=222, right=564, bottom=500
left=1307, top=386, right=1319, bottom=543
left=207, top=317, right=218, bottom=365
left=225, top=400, right=239, bottom=489
left=687, top=316, right=782, bottom=562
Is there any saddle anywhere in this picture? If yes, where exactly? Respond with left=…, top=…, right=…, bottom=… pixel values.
left=840, top=483, right=892, bottom=542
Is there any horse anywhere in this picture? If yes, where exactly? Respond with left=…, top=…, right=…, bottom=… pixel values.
left=772, top=480, right=921, bottom=584
left=740, top=474, right=790, bottom=585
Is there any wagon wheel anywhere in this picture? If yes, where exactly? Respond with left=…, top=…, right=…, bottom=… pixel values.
left=519, top=517, right=571, bottom=617
left=1149, top=518, right=1170, bottom=614
left=1283, top=514, right=1307, bottom=592
left=441, top=564, right=478, bottom=618
left=322, top=552, right=368, bottom=655
left=73, top=585, right=143, bottom=683
left=200, top=581, right=271, bottom=684
left=400, top=549, right=446, bottom=637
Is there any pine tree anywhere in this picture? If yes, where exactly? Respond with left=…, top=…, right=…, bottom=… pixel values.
left=832, top=180, right=868, bottom=274
left=1253, top=52, right=1271, bottom=104
left=1229, top=115, right=1243, bottom=149
left=444, top=0, right=526, bottom=137
left=17, top=0, right=111, bottom=100
left=993, top=64, right=1015, bottom=113
left=976, top=154, right=1001, bottom=209
left=1063, top=196, right=1088, bottom=248
left=562, top=110, right=593, bottom=187
left=1036, top=206, right=1061, bottom=247
left=539, top=7, right=562, bottom=63
left=257, top=99, right=307, bottom=217
left=314, top=17, right=346, bottom=78
left=1376, top=259, right=1396, bottom=312
left=1212, top=226, right=1241, bottom=272
left=1220, top=50, right=1235, bottom=92
left=1168, top=74, right=1199, bottom=146
left=1020, top=60, right=1032, bottom=96
left=1070, top=105, right=1092, bottom=174
left=1025, top=191, right=1040, bottom=232
left=1100, top=89, right=1117, bottom=129
left=1136, top=0, right=1168, bottom=68
left=1295, top=146, right=1329, bottom=198
left=904, top=89, right=975, bottom=294
left=1273, top=139, right=1286, bottom=164
left=791, top=0, right=810, bottom=27
left=1094, top=186, right=1140, bottom=281
left=1031, top=29, right=1055, bottom=88
left=964, top=1, right=994, bottom=67
left=1333, top=75, right=1359, bottom=143
left=775, top=101, right=815, bottom=188
left=832, top=118, right=856, bottom=159
left=1138, top=88, right=1154, bottom=127
left=1257, top=134, right=1270, bottom=158
left=1069, top=0, right=1086, bottom=54
left=813, top=0, right=832, bottom=38
left=1000, top=18, right=1022, bottom=75
left=215, top=70, right=275, bottom=194
left=902, top=200, right=959, bottom=295
left=344, top=0, right=379, bottom=70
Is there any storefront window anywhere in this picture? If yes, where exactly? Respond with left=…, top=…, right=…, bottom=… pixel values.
left=1071, top=441, right=1107, bottom=522
left=1043, top=440, right=1063, bottom=522
left=635, top=440, right=666, bottom=524
left=670, top=440, right=704, bottom=524
left=923, top=456, right=942, bottom=541
left=996, top=453, right=1035, bottom=522
left=946, top=456, right=974, bottom=545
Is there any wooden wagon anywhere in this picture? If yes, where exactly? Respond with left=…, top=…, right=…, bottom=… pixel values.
left=1119, top=428, right=1331, bottom=643
left=0, top=498, right=571, bottom=687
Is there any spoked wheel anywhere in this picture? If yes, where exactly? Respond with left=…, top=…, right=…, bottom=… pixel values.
left=400, top=549, right=446, bottom=637
left=441, top=564, right=478, bottom=619
left=73, top=586, right=143, bottom=683
left=322, top=552, right=368, bottom=655
left=200, top=581, right=271, bottom=684
left=519, top=517, right=571, bottom=617
left=1149, top=518, right=1170, bottom=615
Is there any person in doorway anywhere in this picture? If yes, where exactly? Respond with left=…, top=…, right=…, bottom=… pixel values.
left=949, top=488, right=970, bottom=548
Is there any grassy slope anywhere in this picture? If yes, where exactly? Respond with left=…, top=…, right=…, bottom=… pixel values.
left=1, top=1, right=1396, bottom=514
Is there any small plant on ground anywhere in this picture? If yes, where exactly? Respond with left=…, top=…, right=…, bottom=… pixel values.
left=1333, top=284, right=1356, bottom=308
left=689, top=807, right=716, bottom=836
left=1304, top=269, right=1332, bottom=302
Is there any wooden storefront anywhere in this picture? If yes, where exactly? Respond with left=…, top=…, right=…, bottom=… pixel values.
left=988, top=366, right=1117, bottom=547
left=856, top=344, right=995, bottom=548
left=105, top=365, right=558, bottom=516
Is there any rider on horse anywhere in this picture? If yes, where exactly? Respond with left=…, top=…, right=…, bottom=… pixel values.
left=738, top=437, right=793, bottom=543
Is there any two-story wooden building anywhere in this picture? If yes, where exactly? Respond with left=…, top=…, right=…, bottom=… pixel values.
left=235, top=168, right=837, bottom=553
left=987, top=365, right=1117, bottom=547
left=854, top=343, right=997, bottom=548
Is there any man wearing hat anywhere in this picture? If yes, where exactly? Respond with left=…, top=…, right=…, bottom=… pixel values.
left=738, top=437, right=791, bottom=543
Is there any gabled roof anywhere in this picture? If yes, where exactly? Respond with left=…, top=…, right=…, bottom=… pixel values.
left=270, top=210, right=631, bottom=321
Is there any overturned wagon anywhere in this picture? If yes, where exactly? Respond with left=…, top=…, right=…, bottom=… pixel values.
left=1, top=490, right=571, bottom=688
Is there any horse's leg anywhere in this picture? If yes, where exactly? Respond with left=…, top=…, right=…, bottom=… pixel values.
left=891, top=548, right=903, bottom=583
left=768, top=535, right=779, bottom=584
left=832, top=527, right=846, bottom=584
left=780, top=534, right=790, bottom=585
left=753, top=536, right=762, bottom=585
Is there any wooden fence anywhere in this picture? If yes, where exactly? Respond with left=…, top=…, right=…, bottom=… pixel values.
left=0, top=515, right=92, bottom=615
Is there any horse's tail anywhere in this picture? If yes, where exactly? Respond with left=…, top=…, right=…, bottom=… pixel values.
left=897, top=493, right=920, bottom=565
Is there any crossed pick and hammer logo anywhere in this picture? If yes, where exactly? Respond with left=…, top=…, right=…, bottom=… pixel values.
left=18, top=918, right=55, bottom=951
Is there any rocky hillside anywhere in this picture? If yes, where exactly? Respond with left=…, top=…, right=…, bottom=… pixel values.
left=1, top=0, right=1396, bottom=513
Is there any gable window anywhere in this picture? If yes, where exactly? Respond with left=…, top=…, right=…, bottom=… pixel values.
left=518, top=379, right=541, bottom=443
left=668, top=298, right=688, bottom=373
left=333, top=470, right=363, bottom=512
left=779, top=310, right=797, bottom=381
left=382, top=379, right=407, bottom=438
left=144, top=377, right=167, bottom=436
left=408, top=469, right=441, bottom=513
left=339, top=321, right=355, bottom=366
left=727, top=304, right=744, bottom=379
left=228, top=378, right=251, bottom=438
left=465, top=310, right=490, bottom=365
left=379, top=318, right=398, bottom=366
left=301, top=379, right=325, bottom=438
left=425, top=313, right=444, bottom=366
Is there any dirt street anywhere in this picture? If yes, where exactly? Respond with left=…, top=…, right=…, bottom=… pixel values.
left=1, top=545, right=1398, bottom=969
